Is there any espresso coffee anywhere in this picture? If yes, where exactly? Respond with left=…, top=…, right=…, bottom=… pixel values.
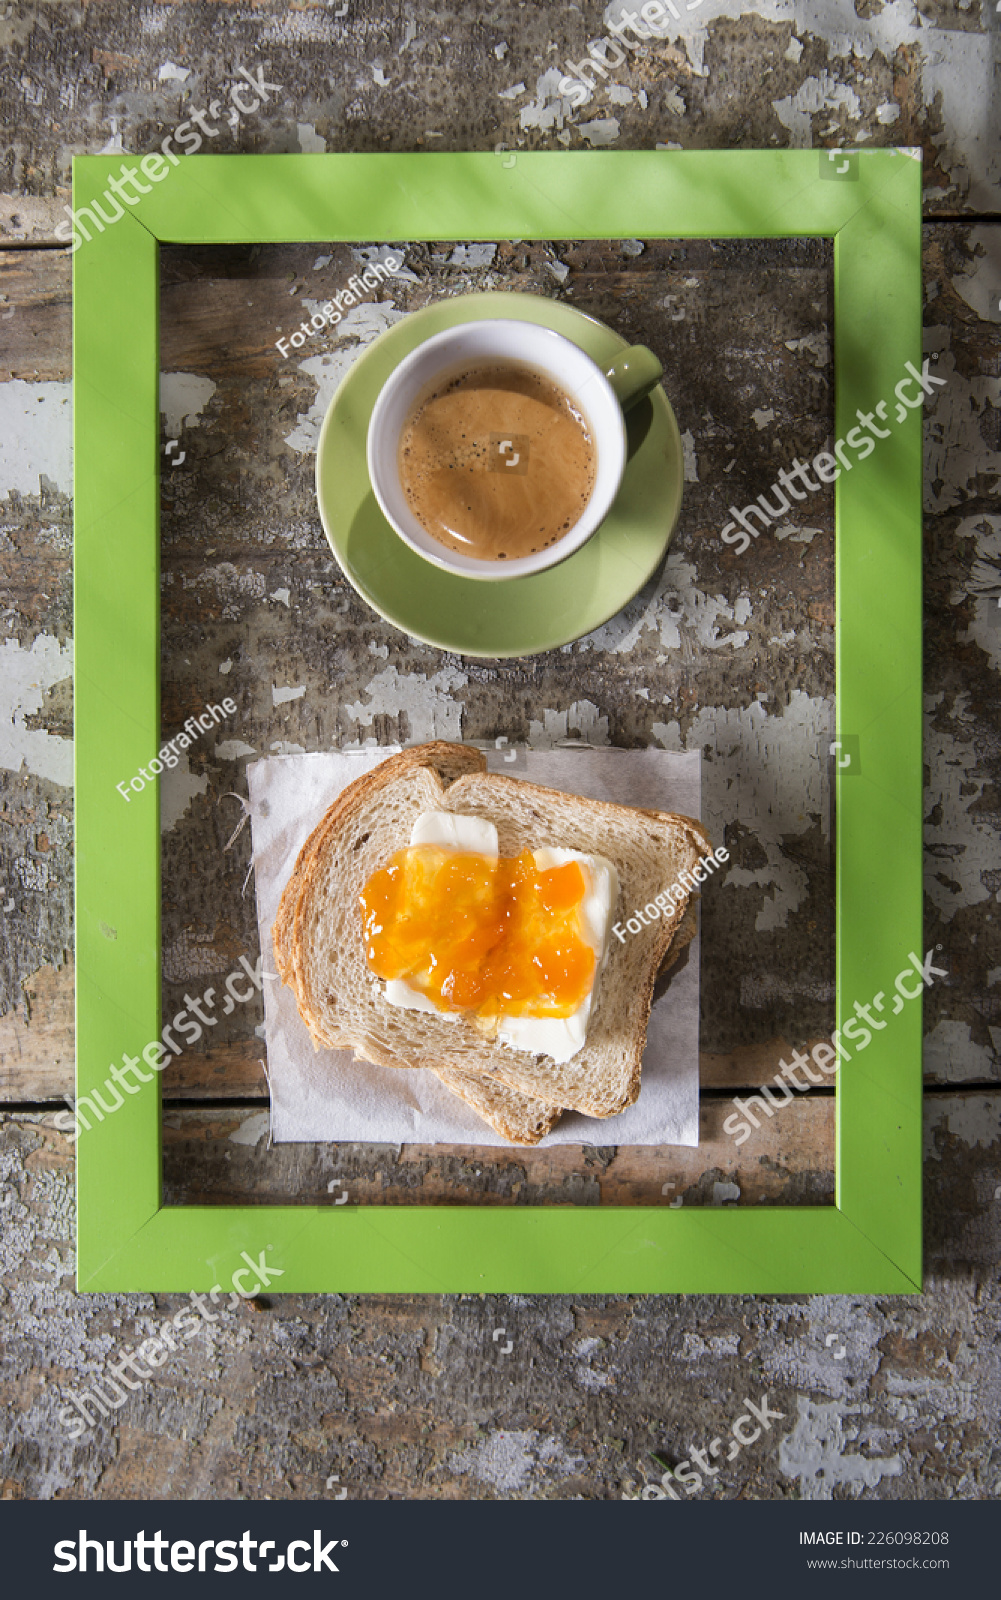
left=398, top=360, right=596, bottom=561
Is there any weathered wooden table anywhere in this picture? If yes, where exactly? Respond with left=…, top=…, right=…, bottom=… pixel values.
left=1, top=2, right=998, bottom=1501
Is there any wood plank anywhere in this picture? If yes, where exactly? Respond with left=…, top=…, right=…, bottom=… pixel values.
left=159, top=1095, right=834, bottom=1207
left=0, top=951, right=985, bottom=1112
left=0, top=954, right=991, bottom=1104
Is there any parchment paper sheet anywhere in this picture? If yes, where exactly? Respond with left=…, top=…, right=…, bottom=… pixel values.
left=247, top=746, right=701, bottom=1147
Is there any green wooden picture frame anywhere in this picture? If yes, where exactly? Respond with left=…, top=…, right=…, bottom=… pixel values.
left=73, top=149, right=923, bottom=1293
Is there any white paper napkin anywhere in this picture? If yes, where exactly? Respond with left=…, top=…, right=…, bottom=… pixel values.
left=247, top=746, right=701, bottom=1148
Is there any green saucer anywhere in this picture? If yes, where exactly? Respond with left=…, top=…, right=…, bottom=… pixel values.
left=315, top=291, right=683, bottom=658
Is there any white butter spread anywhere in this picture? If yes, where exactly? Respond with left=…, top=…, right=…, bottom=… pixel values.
left=410, top=811, right=498, bottom=854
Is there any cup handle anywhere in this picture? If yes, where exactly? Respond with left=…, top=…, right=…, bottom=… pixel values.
left=604, top=345, right=663, bottom=412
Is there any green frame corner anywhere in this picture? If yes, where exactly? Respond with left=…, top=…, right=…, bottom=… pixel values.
left=73, top=150, right=923, bottom=1293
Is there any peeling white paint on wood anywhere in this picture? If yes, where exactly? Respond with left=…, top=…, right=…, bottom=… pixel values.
left=772, top=72, right=861, bottom=147
left=779, top=1394, right=902, bottom=1499
left=578, top=117, right=620, bottom=146
left=160, top=753, right=209, bottom=833
left=215, top=739, right=257, bottom=759
left=923, top=334, right=1000, bottom=513
left=519, top=69, right=569, bottom=131
left=924, top=713, right=996, bottom=922
left=764, top=1296, right=885, bottom=1402
left=187, top=563, right=268, bottom=620
left=284, top=302, right=409, bottom=454
left=296, top=122, right=326, bottom=152
left=0, top=636, right=73, bottom=787
left=448, top=1429, right=584, bottom=1492
left=655, top=690, right=832, bottom=930
left=681, top=429, right=699, bottom=482
left=342, top=663, right=468, bottom=744
left=773, top=523, right=820, bottom=545
left=446, top=244, right=497, bottom=268
left=162, top=929, right=230, bottom=984
left=228, top=1111, right=271, bottom=1146
left=926, top=1095, right=1001, bottom=1156
left=924, top=1021, right=996, bottom=1086
left=603, top=0, right=997, bottom=207
left=528, top=701, right=610, bottom=748
left=0, top=382, right=72, bottom=497
left=952, top=513, right=1001, bottom=675
left=784, top=330, right=830, bottom=366
left=951, top=228, right=1001, bottom=325
left=159, top=373, right=217, bottom=439
left=579, top=552, right=752, bottom=655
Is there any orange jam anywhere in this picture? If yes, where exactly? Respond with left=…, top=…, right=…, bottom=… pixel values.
left=359, top=845, right=595, bottom=1020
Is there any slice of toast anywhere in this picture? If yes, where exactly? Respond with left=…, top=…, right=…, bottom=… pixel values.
left=276, top=742, right=711, bottom=1122
left=274, top=791, right=559, bottom=1147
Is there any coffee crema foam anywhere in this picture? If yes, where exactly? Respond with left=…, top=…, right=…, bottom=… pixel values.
left=398, top=360, right=596, bottom=561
